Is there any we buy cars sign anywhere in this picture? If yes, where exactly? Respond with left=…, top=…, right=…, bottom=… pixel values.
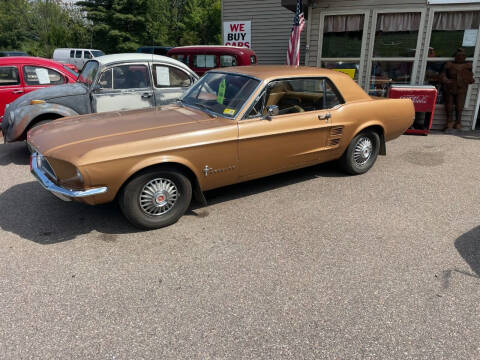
left=223, top=21, right=251, bottom=48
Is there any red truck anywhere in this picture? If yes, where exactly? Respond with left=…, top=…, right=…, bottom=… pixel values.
left=168, top=45, right=257, bottom=76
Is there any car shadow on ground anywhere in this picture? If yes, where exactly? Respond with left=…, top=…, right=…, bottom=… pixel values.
left=0, top=181, right=138, bottom=244
left=199, top=161, right=346, bottom=208
left=0, top=142, right=30, bottom=166
left=1, top=162, right=346, bottom=244
left=455, top=226, right=480, bottom=277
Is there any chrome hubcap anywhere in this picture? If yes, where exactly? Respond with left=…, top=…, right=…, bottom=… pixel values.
left=353, top=137, right=373, bottom=166
left=139, top=178, right=178, bottom=216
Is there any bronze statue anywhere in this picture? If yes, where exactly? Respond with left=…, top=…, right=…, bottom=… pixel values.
left=440, top=48, right=474, bottom=131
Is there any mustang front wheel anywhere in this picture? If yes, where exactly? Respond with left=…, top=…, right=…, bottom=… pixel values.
left=340, top=130, right=380, bottom=175
left=119, top=169, right=192, bottom=229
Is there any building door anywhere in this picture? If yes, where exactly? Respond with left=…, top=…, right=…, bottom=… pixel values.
left=365, top=10, right=426, bottom=97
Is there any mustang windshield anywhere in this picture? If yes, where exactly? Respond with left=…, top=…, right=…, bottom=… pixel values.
left=181, top=72, right=260, bottom=118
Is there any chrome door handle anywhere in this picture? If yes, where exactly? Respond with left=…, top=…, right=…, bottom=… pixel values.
left=12, top=90, right=24, bottom=94
left=141, top=93, right=153, bottom=99
left=318, top=113, right=331, bottom=122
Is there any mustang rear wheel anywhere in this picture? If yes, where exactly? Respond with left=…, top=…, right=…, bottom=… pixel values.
left=119, top=169, right=192, bottom=229
left=340, top=130, right=380, bottom=175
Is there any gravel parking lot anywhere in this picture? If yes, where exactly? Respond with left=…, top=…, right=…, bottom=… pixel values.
left=0, top=132, right=480, bottom=359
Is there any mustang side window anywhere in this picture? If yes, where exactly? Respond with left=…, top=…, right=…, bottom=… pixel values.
left=153, top=65, right=191, bottom=88
left=0, top=66, right=20, bottom=86
left=257, top=78, right=343, bottom=116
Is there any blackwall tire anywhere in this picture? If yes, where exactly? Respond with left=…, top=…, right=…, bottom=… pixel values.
left=340, top=130, right=380, bottom=175
left=119, top=169, right=192, bottom=230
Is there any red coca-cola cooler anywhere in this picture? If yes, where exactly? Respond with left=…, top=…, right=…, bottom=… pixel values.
left=388, top=85, right=438, bottom=135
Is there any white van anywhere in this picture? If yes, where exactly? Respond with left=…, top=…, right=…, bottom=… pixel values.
left=53, top=48, right=105, bottom=70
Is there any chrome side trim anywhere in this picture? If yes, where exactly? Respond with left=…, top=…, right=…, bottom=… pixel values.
left=31, top=152, right=107, bottom=201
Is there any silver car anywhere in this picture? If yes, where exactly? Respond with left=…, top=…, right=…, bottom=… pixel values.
left=2, top=53, right=199, bottom=143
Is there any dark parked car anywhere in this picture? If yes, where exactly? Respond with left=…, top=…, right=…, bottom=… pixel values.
left=136, top=46, right=172, bottom=56
left=0, top=51, right=28, bottom=57
left=168, top=45, right=257, bottom=76
left=2, top=53, right=198, bottom=143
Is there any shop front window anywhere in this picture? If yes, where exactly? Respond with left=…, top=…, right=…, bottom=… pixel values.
left=320, top=13, right=365, bottom=84
left=424, top=11, right=479, bottom=104
left=369, top=12, right=421, bottom=96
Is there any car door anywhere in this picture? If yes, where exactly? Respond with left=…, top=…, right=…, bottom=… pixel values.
left=238, top=77, right=343, bottom=180
left=0, top=65, right=23, bottom=119
left=91, top=63, right=155, bottom=113
left=22, top=65, right=66, bottom=96
left=151, top=63, right=194, bottom=106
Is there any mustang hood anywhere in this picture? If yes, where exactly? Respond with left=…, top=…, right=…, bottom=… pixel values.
left=9, top=83, right=88, bottom=109
left=28, top=105, right=232, bottom=163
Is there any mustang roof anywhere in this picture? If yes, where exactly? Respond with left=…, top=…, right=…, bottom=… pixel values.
left=217, top=65, right=350, bottom=81
left=216, top=65, right=370, bottom=102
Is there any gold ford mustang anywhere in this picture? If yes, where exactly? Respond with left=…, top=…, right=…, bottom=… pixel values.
left=27, top=66, right=414, bottom=229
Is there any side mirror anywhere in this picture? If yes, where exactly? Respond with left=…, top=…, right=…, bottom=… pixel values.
left=265, top=105, right=279, bottom=120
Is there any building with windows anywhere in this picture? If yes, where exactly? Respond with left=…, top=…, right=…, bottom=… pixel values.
left=222, top=0, right=480, bottom=130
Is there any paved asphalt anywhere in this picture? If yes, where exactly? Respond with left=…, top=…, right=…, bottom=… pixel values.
left=0, top=132, right=480, bottom=359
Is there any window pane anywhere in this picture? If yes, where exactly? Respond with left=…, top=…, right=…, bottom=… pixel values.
left=98, top=69, right=112, bottom=89
left=220, top=55, right=237, bottom=67
left=84, top=51, right=92, bottom=59
left=429, top=11, right=480, bottom=58
left=265, top=78, right=343, bottom=114
left=153, top=65, right=191, bottom=87
left=75, top=50, right=82, bottom=58
left=172, top=54, right=189, bottom=65
left=23, top=66, right=64, bottom=85
left=322, top=14, right=364, bottom=58
left=430, top=31, right=476, bottom=58
left=0, top=66, right=19, bottom=86
left=112, top=65, right=150, bottom=89
left=369, top=61, right=413, bottom=97
left=322, top=61, right=360, bottom=81
left=194, top=55, right=216, bottom=68
left=70, top=50, right=74, bottom=58
left=373, top=13, right=420, bottom=57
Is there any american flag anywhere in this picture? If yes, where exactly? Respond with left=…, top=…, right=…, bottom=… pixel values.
left=287, top=0, right=305, bottom=66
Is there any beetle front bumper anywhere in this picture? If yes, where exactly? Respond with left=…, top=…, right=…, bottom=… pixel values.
left=30, top=152, right=108, bottom=202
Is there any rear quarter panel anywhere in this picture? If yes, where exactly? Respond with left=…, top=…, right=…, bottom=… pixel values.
left=331, top=97, right=414, bottom=159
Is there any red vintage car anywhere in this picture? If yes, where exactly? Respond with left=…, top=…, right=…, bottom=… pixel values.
left=0, top=56, right=78, bottom=123
left=168, top=45, right=257, bottom=76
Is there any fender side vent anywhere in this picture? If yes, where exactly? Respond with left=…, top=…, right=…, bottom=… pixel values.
left=330, top=126, right=344, bottom=136
left=327, top=138, right=341, bottom=146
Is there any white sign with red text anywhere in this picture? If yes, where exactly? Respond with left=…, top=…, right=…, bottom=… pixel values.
left=224, top=21, right=251, bottom=48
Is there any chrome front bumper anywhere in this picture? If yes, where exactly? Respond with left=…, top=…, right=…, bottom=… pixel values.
left=30, top=152, right=108, bottom=201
